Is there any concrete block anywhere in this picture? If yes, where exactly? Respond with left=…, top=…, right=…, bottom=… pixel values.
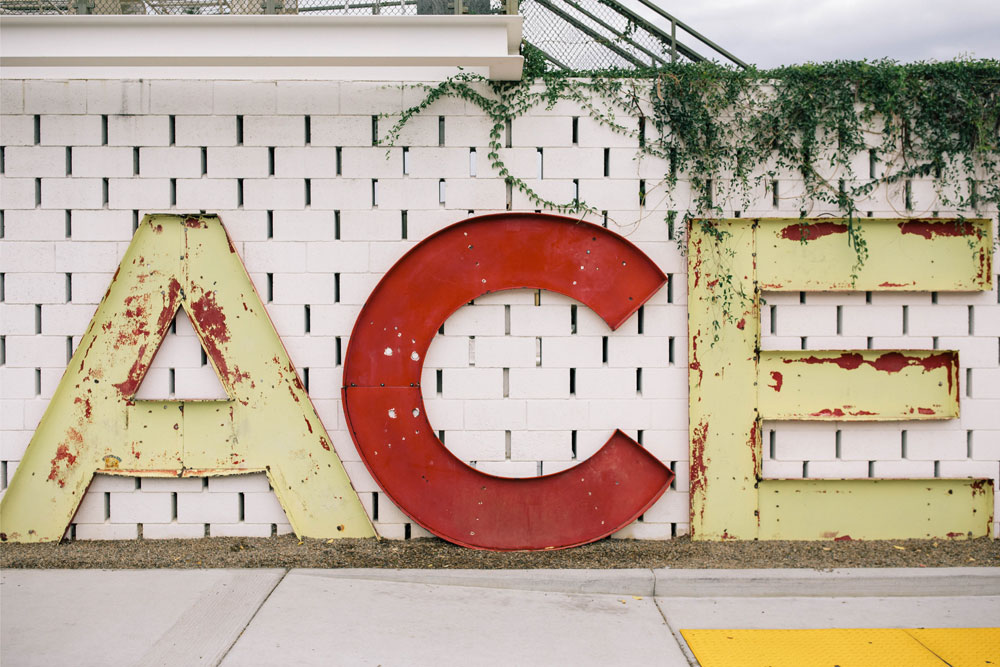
left=276, top=81, right=340, bottom=114
left=108, top=115, right=170, bottom=147
left=0, top=115, right=34, bottom=146
left=149, top=80, right=213, bottom=114
left=275, top=147, right=339, bottom=178
left=110, top=491, right=172, bottom=523
left=177, top=492, right=240, bottom=523
left=71, top=147, right=134, bottom=178
left=0, top=178, right=38, bottom=209
left=39, top=115, right=103, bottom=146
left=139, top=147, right=202, bottom=178
left=310, top=115, right=372, bottom=147
left=143, top=523, right=206, bottom=539
left=1, top=80, right=23, bottom=115
left=441, top=368, right=504, bottom=399
left=24, top=80, right=87, bottom=114
left=174, top=115, right=237, bottom=147
left=242, top=178, right=306, bottom=210
left=3, top=146, right=66, bottom=177
left=243, top=115, right=307, bottom=147
left=74, top=523, right=138, bottom=540
left=206, top=147, right=269, bottom=178
left=507, top=367, right=570, bottom=399
left=310, top=178, right=373, bottom=209
left=85, top=80, right=147, bottom=115
left=108, top=178, right=171, bottom=210
left=214, top=81, right=277, bottom=115
left=174, top=178, right=239, bottom=210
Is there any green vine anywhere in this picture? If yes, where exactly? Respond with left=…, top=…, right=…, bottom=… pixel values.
left=381, top=57, right=1000, bottom=274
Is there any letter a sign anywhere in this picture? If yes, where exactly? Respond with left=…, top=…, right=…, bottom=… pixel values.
left=0, top=214, right=373, bottom=542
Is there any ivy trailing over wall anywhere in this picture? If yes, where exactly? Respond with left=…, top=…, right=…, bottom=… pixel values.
left=382, top=57, right=1000, bottom=266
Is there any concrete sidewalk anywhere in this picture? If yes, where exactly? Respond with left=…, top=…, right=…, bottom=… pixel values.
left=2, top=568, right=998, bottom=666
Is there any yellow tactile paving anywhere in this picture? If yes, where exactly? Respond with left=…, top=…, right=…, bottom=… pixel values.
left=907, top=628, right=1000, bottom=666
left=680, top=628, right=1000, bottom=667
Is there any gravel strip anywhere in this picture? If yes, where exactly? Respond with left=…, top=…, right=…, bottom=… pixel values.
left=2, top=535, right=997, bottom=570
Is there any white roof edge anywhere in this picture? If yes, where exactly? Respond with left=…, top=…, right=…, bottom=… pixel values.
left=0, top=14, right=525, bottom=81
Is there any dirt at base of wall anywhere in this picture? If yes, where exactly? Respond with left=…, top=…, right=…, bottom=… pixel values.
left=2, top=535, right=997, bottom=570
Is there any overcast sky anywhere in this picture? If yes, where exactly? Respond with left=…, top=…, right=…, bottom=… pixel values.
left=650, top=0, right=1000, bottom=67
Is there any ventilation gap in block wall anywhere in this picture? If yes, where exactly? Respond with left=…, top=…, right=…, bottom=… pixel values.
left=334, top=273, right=340, bottom=303
left=770, top=304, right=777, bottom=334
left=868, top=149, right=877, bottom=178
left=800, top=337, right=807, bottom=350
left=336, top=147, right=342, bottom=176
left=601, top=336, right=609, bottom=365
left=636, top=368, right=643, bottom=395
left=468, top=336, right=476, bottom=366
left=967, top=431, right=973, bottom=458
left=904, top=180, right=913, bottom=211
left=504, top=304, right=511, bottom=335
left=268, top=147, right=275, bottom=176
left=601, top=210, right=608, bottom=229
left=372, top=492, right=379, bottom=521
left=66, top=336, right=73, bottom=363
left=902, top=305, right=909, bottom=334
left=33, top=114, right=41, bottom=145
left=901, top=430, right=908, bottom=458
left=669, top=463, right=677, bottom=488
left=572, top=179, right=580, bottom=205
left=836, top=305, right=843, bottom=334
left=402, top=146, right=410, bottom=175
left=504, top=430, right=512, bottom=460
left=568, top=116, right=578, bottom=145
left=932, top=336, right=938, bottom=350
left=638, top=116, right=646, bottom=147
left=802, top=461, right=809, bottom=478
left=537, top=148, right=544, bottom=179
left=535, top=337, right=542, bottom=367
left=170, top=492, right=178, bottom=521
left=771, top=180, right=779, bottom=208
left=266, top=273, right=273, bottom=303
left=266, top=210, right=274, bottom=239
left=372, top=179, right=379, bottom=207
left=968, top=305, right=974, bottom=335
left=271, top=524, right=277, bottom=537
left=505, top=118, right=512, bottom=148
left=569, top=368, right=576, bottom=396
left=35, top=368, right=41, bottom=395
left=200, top=348, right=207, bottom=366
left=103, top=491, right=111, bottom=521
left=237, top=492, right=245, bottom=522
left=404, top=523, right=411, bottom=540
left=0, top=274, right=5, bottom=302
left=132, top=210, right=139, bottom=234
left=201, top=147, right=207, bottom=176
left=639, top=180, right=646, bottom=207
left=335, top=337, right=342, bottom=366
left=168, top=368, right=176, bottom=397
left=371, top=116, right=379, bottom=146
left=835, top=430, right=842, bottom=459
left=0, top=211, right=3, bottom=239
left=668, top=337, right=674, bottom=365
left=35, top=304, right=41, bottom=334
left=305, top=179, right=312, bottom=207
left=401, top=210, right=408, bottom=240
left=237, top=179, right=244, bottom=208
left=168, top=115, right=176, bottom=145
left=637, top=305, right=645, bottom=334
left=505, top=180, right=513, bottom=210
left=570, top=304, right=578, bottom=334
left=35, top=178, right=41, bottom=208
left=768, top=430, right=775, bottom=459
left=868, top=461, right=875, bottom=478
left=799, top=291, right=806, bottom=305
left=0, top=146, right=5, bottom=174
left=0, top=336, right=5, bottom=366
left=437, top=116, right=445, bottom=146
left=966, top=368, right=972, bottom=398
left=101, top=179, right=108, bottom=207
left=438, top=179, right=446, bottom=206
left=170, top=179, right=177, bottom=207
left=100, top=115, right=108, bottom=145
left=933, top=461, right=940, bottom=478
left=235, top=115, right=244, bottom=145
left=469, top=148, right=477, bottom=177
left=65, top=210, right=72, bottom=238
left=302, top=368, right=310, bottom=392
left=132, top=146, right=140, bottom=176
left=0, top=461, right=6, bottom=491
left=436, top=369, right=443, bottom=396
left=334, top=210, right=341, bottom=239
left=304, top=305, right=311, bottom=334
left=305, top=115, right=312, bottom=145
left=65, top=146, right=72, bottom=176
left=66, top=272, right=72, bottom=301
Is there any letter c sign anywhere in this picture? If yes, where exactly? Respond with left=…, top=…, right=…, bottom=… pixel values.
left=342, top=213, right=675, bottom=550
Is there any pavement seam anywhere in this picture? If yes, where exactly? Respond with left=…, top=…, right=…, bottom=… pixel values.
left=652, top=595, right=700, bottom=667
left=215, top=567, right=289, bottom=667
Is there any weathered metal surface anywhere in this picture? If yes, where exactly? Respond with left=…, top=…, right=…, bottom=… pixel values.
left=0, top=214, right=373, bottom=543
left=689, top=217, right=993, bottom=541
left=759, top=350, right=960, bottom=421
left=687, top=220, right=760, bottom=540
left=757, top=479, right=995, bottom=540
left=757, top=218, right=993, bottom=291
left=343, top=212, right=674, bottom=550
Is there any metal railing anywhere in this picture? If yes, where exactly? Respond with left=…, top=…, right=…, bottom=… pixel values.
left=0, top=0, right=746, bottom=71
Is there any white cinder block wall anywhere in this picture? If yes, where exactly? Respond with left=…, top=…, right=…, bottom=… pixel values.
left=0, top=78, right=997, bottom=540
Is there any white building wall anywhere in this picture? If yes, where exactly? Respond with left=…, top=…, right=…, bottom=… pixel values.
left=1, top=77, right=997, bottom=540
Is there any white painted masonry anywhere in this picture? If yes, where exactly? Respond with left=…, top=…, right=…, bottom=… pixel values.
left=0, top=75, right=997, bottom=541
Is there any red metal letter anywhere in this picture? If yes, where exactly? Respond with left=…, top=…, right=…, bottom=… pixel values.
left=343, top=213, right=674, bottom=550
